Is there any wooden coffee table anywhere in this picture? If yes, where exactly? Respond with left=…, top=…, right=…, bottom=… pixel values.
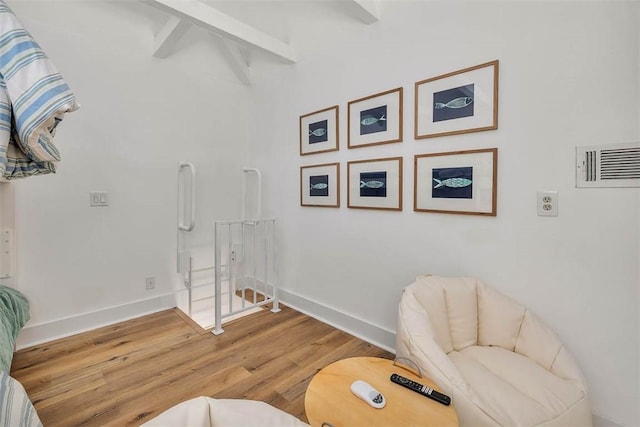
left=304, top=357, right=458, bottom=427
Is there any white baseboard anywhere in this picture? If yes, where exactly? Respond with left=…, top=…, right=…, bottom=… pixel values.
left=278, top=288, right=396, bottom=354
left=15, top=293, right=176, bottom=350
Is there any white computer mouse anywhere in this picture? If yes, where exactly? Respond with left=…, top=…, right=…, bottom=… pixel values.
left=350, top=380, right=386, bottom=409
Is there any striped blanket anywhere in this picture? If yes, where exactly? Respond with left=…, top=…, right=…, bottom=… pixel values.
left=0, top=372, right=42, bottom=427
left=0, top=287, right=40, bottom=426
left=0, top=1, right=78, bottom=180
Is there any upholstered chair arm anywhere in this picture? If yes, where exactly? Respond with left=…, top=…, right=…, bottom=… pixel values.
left=515, top=310, right=589, bottom=394
left=395, top=289, right=467, bottom=396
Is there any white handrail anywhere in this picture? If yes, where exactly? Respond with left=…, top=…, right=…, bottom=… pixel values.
left=178, top=162, right=196, bottom=232
left=242, top=167, right=262, bottom=219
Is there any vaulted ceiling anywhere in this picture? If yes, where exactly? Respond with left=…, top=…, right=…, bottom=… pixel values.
left=141, top=0, right=380, bottom=85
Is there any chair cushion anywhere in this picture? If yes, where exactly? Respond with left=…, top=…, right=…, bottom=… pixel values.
left=141, top=397, right=309, bottom=427
left=449, top=346, right=586, bottom=426
left=411, top=276, right=454, bottom=353
left=477, top=282, right=526, bottom=352
left=412, top=275, right=480, bottom=352
left=442, top=277, right=479, bottom=351
left=515, top=310, right=563, bottom=371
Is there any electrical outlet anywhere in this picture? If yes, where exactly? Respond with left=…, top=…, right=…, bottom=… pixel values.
left=537, top=191, right=558, bottom=216
left=145, top=276, right=155, bottom=290
left=231, top=244, right=242, bottom=263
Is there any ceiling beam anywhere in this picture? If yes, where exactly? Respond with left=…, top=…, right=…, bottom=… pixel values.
left=144, top=0, right=296, bottom=64
left=348, top=0, right=379, bottom=24
left=153, top=16, right=191, bottom=58
left=214, top=35, right=251, bottom=86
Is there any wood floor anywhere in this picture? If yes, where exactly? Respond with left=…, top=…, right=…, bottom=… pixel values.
left=10, top=305, right=394, bottom=426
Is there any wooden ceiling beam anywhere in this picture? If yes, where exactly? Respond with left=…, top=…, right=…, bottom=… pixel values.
left=348, top=0, right=379, bottom=24
left=153, top=15, right=191, bottom=58
left=213, top=35, right=251, bottom=86
left=144, top=0, right=296, bottom=64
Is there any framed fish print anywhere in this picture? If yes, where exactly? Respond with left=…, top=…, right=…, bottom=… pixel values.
left=414, top=148, right=497, bottom=216
left=300, top=162, right=340, bottom=207
left=415, top=60, right=498, bottom=139
left=348, top=157, right=402, bottom=211
left=348, top=87, right=403, bottom=149
left=300, top=105, right=339, bottom=156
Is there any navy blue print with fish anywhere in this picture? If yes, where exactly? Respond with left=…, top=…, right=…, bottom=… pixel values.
left=360, top=105, right=387, bottom=135
left=310, top=175, right=329, bottom=197
left=360, top=171, right=387, bottom=197
left=309, top=120, right=328, bottom=144
left=432, top=167, right=473, bottom=199
left=433, top=84, right=474, bottom=123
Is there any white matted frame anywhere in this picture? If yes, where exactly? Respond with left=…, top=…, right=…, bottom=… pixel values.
left=415, top=60, right=498, bottom=139
left=348, top=88, right=403, bottom=149
left=348, top=157, right=402, bottom=211
left=300, top=105, right=339, bottom=156
left=300, top=162, right=340, bottom=207
left=414, top=148, right=497, bottom=216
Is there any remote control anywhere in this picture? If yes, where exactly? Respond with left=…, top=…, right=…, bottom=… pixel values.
left=390, top=373, right=451, bottom=406
left=350, top=380, right=386, bottom=409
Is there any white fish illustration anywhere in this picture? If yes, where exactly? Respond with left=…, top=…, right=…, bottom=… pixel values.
left=434, top=97, right=473, bottom=109
left=310, top=183, right=328, bottom=190
left=360, top=114, right=386, bottom=126
left=309, top=128, right=327, bottom=137
left=360, top=180, right=385, bottom=189
left=433, top=177, right=472, bottom=189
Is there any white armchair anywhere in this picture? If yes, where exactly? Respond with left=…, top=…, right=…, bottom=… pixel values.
left=141, top=397, right=309, bottom=427
left=396, top=275, right=592, bottom=427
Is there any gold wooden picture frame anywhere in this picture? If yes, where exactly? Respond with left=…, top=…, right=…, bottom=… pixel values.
left=347, top=157, right=403, bottom=211
left=414, top=148, right=497, bottom=216
left=300, top=162, right=340, bottom=207
left=299, top=106, right=339, bottom=156
left=348, top=88, right=403, bottom=149
left=415, top=60, right=499, bottom=139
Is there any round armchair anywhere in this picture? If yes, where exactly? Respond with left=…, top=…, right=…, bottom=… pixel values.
left=396, top=275, right=592, bottom=426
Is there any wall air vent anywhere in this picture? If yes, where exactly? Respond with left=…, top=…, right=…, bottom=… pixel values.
left=576, top=142, right=640, bottom=188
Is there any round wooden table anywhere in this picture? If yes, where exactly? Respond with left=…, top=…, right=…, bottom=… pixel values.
left=304, top=357, right=458, bottom=427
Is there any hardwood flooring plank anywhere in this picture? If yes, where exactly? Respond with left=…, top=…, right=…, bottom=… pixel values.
left=115, top=365, right=253, bottom=426
left=13, top=310, right=196, bottom=387
left=13, top=310, right=181, bottom=371
left=35, top=391, right=119, bottom=427
left=29, top=371, right=106, bottom=411
left=11, top=305, right=394, bottom=426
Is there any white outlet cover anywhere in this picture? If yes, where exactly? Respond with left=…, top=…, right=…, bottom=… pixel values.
left=537, top=191, right=558, bottom=216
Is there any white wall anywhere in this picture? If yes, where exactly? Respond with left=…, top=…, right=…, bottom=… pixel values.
left=4, top=0, right=638, bottom=425
left=247, top=2, right=639, bottom=426
left=9, top=1, right=251, bottom=341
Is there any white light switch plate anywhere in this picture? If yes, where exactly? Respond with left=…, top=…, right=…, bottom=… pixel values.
left=90, top=191, right=109, bottom=207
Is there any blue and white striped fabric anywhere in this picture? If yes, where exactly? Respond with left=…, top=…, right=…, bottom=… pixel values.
left=0, top=1, right=78, bottom=180
left=0, top=371, right=42, bottom=427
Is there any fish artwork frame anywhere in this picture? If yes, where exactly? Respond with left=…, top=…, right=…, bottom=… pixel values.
left=415, top=60, right=499, bottom=139
left=300, top=105, right=339, bottom=156
left=348, top=157, right=403, bottom=211
left=414, top=148, right=497, bottom=216
left=348, top=87, right=403, bottom=149
left=300, top=162, right=340, bottom=207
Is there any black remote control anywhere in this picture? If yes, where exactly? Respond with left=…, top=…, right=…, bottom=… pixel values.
left=390, top=373, right=451, bottom=406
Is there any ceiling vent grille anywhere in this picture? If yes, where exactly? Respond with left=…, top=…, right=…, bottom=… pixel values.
left=576, top=142, right=640, bottom=188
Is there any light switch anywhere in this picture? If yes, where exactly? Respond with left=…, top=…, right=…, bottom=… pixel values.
left=90, top=191, right=109, bottom=207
